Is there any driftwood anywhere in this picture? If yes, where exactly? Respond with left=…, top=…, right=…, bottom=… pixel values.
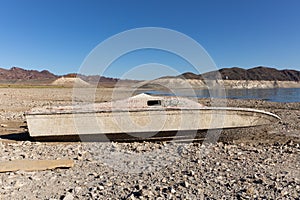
left=0, top=159, right=74, bottom=172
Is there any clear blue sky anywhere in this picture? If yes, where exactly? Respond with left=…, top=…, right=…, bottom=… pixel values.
left=0, top=0, right=299, bottom=79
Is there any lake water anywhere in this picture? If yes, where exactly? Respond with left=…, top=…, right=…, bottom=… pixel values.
left=142, top=88, right=300, bottom=103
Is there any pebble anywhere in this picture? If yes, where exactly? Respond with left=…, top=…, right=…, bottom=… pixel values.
left=98, top=185, right=104, bottom=190
left=182, top=181, right=189, bottom=188
left=62, top=193, right=74, bottom=200
left=168, top=186, right=176, bottom=194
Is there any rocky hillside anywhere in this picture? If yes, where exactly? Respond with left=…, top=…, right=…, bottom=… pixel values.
left=0, top=67, right=125, bottom=86
left=65, top=73, right=139, bottom=87
left=179, top=66, right=300, bottom=81
left=0, top=67, right=58, bottom=81
left=141, top=66, right=300, bottom=89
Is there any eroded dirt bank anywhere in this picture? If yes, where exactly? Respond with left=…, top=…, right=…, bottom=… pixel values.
left=143, top=78, right=300, bottom=89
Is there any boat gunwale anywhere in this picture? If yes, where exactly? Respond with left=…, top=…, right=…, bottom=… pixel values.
left=25, top=107, right=280, bottom=120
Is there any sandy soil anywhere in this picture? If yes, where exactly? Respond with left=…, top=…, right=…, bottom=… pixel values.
left=0, top=87, right=299, bottom=199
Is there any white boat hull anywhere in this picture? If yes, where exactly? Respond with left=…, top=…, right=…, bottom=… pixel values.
left=26, top=107, right=280, bottom=138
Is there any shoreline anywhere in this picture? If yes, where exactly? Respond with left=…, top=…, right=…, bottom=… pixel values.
left=142, top=79, right=300, bottom=89
left=0, top=80, right=299, bottom=89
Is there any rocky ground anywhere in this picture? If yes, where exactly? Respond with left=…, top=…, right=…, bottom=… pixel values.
left=0, top=88, right=299, bottom=199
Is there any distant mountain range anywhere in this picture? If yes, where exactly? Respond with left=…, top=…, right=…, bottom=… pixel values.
left=0, top=66, right=299, bottom=83
left=0, top=67, right=57, bottom=80
left=0, top=67, right=121, bottom=84
left=178, top=66, right=300, bottom=81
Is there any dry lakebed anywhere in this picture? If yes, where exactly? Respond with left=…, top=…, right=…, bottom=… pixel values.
left=0, top=88, right=298, bottom=199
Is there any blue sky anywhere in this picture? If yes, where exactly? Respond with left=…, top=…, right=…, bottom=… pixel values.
left=0, top=0, right=299, bottom=79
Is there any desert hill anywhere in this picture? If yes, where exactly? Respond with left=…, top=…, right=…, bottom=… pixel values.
left=0, top=67, right=124, bottom=86
left=142, top=66, right=300, bottom=89
left=204, top=66, right=300, bottom=81
left=64, top=73, right=139, bottom=87
left=52, top=77, right=90, bottom=87
left=0, top=67, right=57, bottom=81
left=177, top=66, right=300, bottom=81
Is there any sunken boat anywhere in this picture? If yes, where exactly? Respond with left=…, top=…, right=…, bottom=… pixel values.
left=25, top=93, right=280, bottom=141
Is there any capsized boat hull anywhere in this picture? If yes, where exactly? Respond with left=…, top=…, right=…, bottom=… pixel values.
left=26, top=107, right=280, bottom=138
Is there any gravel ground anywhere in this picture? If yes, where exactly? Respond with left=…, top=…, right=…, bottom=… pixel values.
left=0, top=88, right=299, bottom=199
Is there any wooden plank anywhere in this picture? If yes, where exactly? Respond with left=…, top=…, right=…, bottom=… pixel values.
left=0, top=159, right=74, bottom=172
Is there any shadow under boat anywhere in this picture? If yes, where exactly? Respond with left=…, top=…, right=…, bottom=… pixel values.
left=32, top=130, right=210, bottom=142
left=0, top=127, right=257, bottom=143
left=0, top=131, right=32, bottom=141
